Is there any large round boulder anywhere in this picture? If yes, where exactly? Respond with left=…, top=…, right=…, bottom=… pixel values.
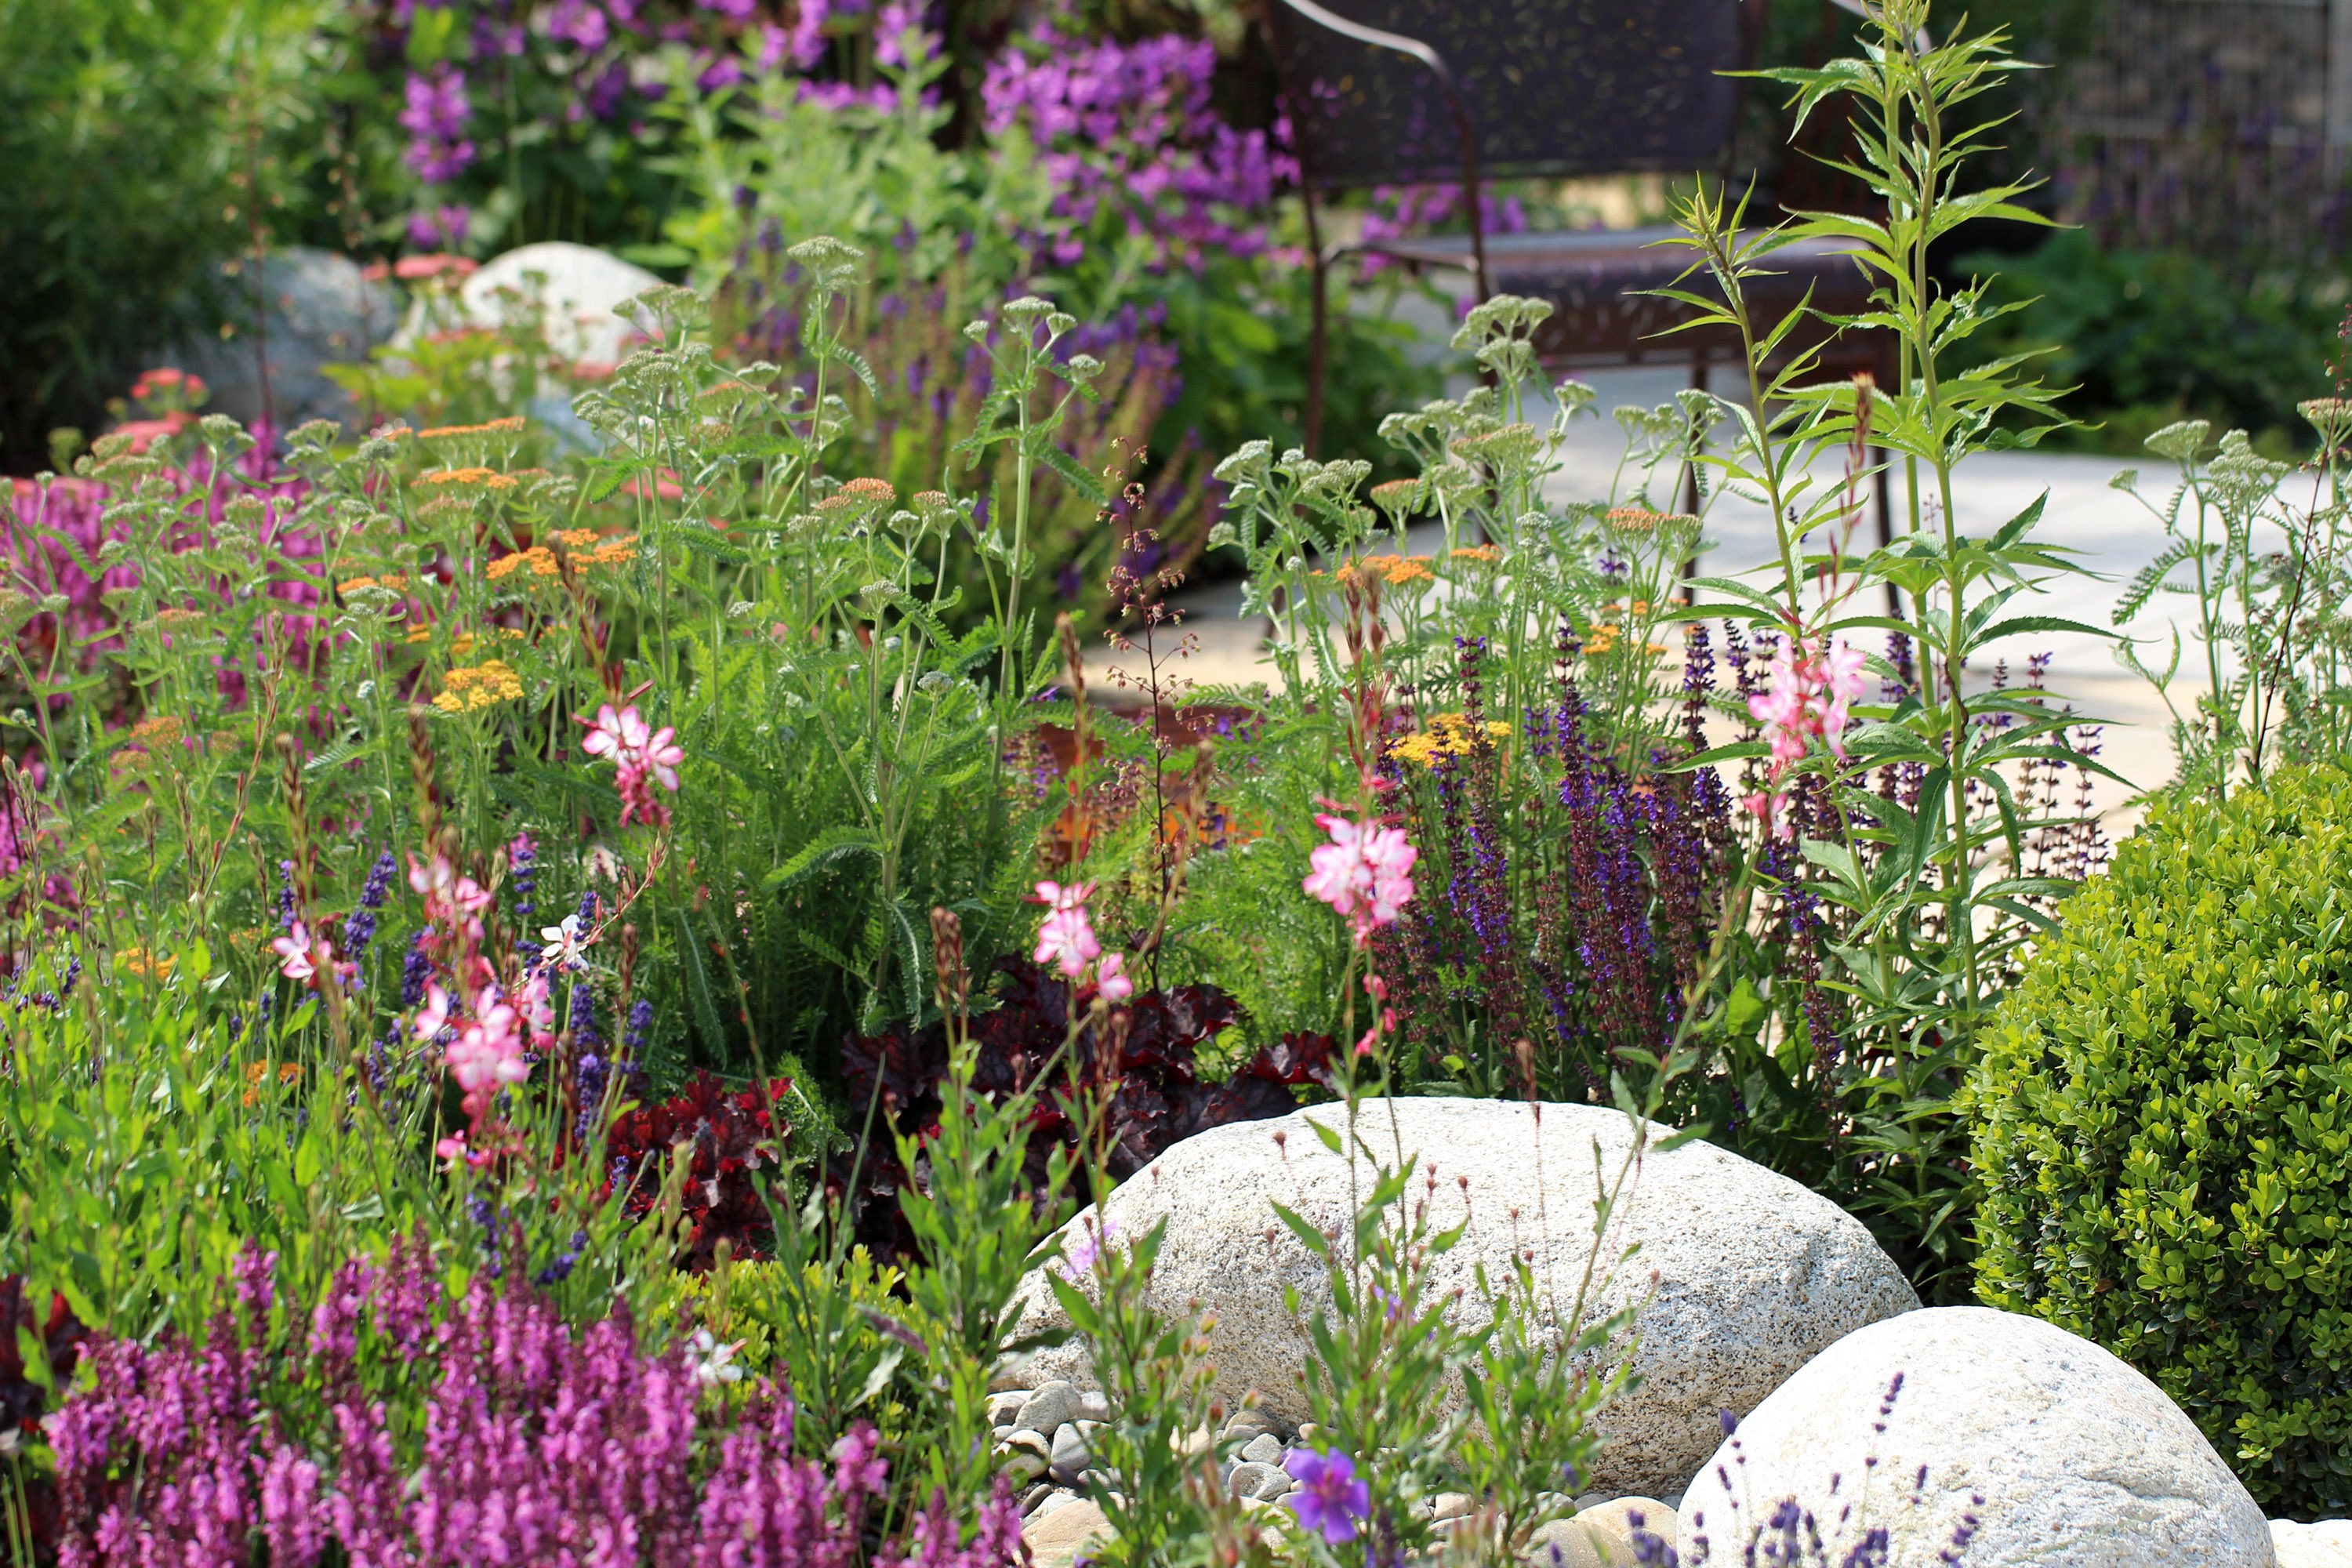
left=167, top=248, right=401, bottom=430
left=1678, top=1307, right=2274, bottom=1566
left=1007, top=1097, right=1917, bottom=1497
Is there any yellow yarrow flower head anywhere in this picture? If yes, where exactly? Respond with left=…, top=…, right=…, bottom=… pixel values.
left=432, top=659, right=524, bottom=713
left=1388, top=712, right=1512, bottom=770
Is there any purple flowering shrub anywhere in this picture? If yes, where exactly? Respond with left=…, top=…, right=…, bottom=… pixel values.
left=978, top=13, right=1290, bottom=272
left=1374, top=629, right=1736, bottom=1102
left=45, top=1239, right=1025, bottom=1568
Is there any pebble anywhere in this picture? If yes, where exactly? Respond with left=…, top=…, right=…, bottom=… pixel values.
left=1569, top=1497, right=1678, bottom=1563
left=996, top=1430, right=1051, bottom=1484
left=1017, top=1381, right=1081, bottom=1436
left=1295, top=1422, right=1326, bottom=1446
left=1021, top=1499, right=1110, bottom=1568
left=1047, top=1463, right=1086, bottom=1489
left=1028, top=1488, right=1080, bottom=1523
left=1240, top=1432, right=1285, bottom=1467
left=987, top=1391, right=1031, bottom=1427
left=1523, top=1517, right=1613, bottom=1568
left=1020, top=1483, right=1052, bottom=1514
left=1051, top=1422, right=1090, bottom=1471
left=1572, top=1494, right=1612, bottom=1512
left=1431, top=1492, right=1474, bottom=1522
left=1077, top=1390, right=1112, bottom=1422
left=1228, top=1461, right=1288, bottom=1501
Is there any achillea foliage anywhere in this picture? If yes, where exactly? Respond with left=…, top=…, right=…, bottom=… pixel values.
left=47, top=1242, right=1024, bottom=1567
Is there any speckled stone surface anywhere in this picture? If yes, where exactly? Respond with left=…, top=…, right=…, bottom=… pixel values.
left=1680, top=1308, right=2275, bottom=1568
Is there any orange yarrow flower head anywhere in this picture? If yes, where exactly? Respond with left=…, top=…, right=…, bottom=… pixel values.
left=1450, top=545, right=1501, bottom=565
left=1338, top=554, right=1432, bottom=590
left=416, top=466, right=517, bottom=495
left=1602, top=506, right=1697, bottom=539
left=816, top=477, right=898, bottom=526
left=417, top=417, right=527, bottom=440
left=485, top=547, right=559, bottom=583
left=1368, top=478, right=1422, bottom=522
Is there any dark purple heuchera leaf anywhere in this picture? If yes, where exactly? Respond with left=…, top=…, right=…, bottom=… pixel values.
left=0, top=1275, right=85, bottom=1438
left=0, top=1276, right=82, bottom=1556
left=603, top=1071, right=797, bottom=1269
left=839, top=957, right=1332, bottom=1256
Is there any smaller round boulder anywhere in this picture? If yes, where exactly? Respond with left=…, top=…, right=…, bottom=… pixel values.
left=1679, top=1307, right=2274, bottom=1567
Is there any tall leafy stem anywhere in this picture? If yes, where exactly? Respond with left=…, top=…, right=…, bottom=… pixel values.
left=1668, top=0, right=2116, bottom=1039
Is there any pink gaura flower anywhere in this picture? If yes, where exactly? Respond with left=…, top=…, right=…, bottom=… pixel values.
left=1033, top=880, right=1102, bottom=979
left=271, top=922, right=325, bottom=982
left=1742, top=789, right=1799, bottom=842
left=407, top=854, right=492, bottom=926
left=1742, top=632, right=1871, bottom=840
left=581, top=702, right=684, bottom=827
left=412, top=981, right=457, bottom=1043
left=538, top=912, right=591, bottom=971
left=1303, top=811, right=1417, bottom=943
left=1095, top=950, right=1133, bottom=1003
left=580, top=702, right=644, bottom=764
left=446, top=987, right=530, bottom=1112
left=1748, top=633, right=1871, bottom=771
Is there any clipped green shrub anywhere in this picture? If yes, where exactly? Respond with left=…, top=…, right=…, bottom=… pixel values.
left=1970, top=764, right=2352, bottom=1515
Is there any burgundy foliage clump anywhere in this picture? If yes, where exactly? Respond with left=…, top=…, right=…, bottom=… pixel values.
left=839, top=955, right=1330, bottom=1254
left=604, top=1070, right=798, bottom=1268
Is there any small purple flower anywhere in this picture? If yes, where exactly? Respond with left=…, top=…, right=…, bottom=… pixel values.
left=1283, top=1447, right=1370, bottom=1544
left=399, top=67, right=476, bottom=182
left=1055, top=1217, right=1114, bottom=1283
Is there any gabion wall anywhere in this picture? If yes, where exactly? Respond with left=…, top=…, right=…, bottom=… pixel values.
left=2053, top=0, right=2347, bottom=260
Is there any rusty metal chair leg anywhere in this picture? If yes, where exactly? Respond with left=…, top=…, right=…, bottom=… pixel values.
left=1679, top=351, right=1709, bottom=602
left=1303, top=184, right=1330, bottom=460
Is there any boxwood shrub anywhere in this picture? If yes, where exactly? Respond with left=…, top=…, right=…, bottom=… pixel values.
left=1970, top=765, right=2352, bottom=1515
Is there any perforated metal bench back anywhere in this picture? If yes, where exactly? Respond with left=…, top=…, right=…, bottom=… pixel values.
left=1267, top=0, right=1755, bottom=190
